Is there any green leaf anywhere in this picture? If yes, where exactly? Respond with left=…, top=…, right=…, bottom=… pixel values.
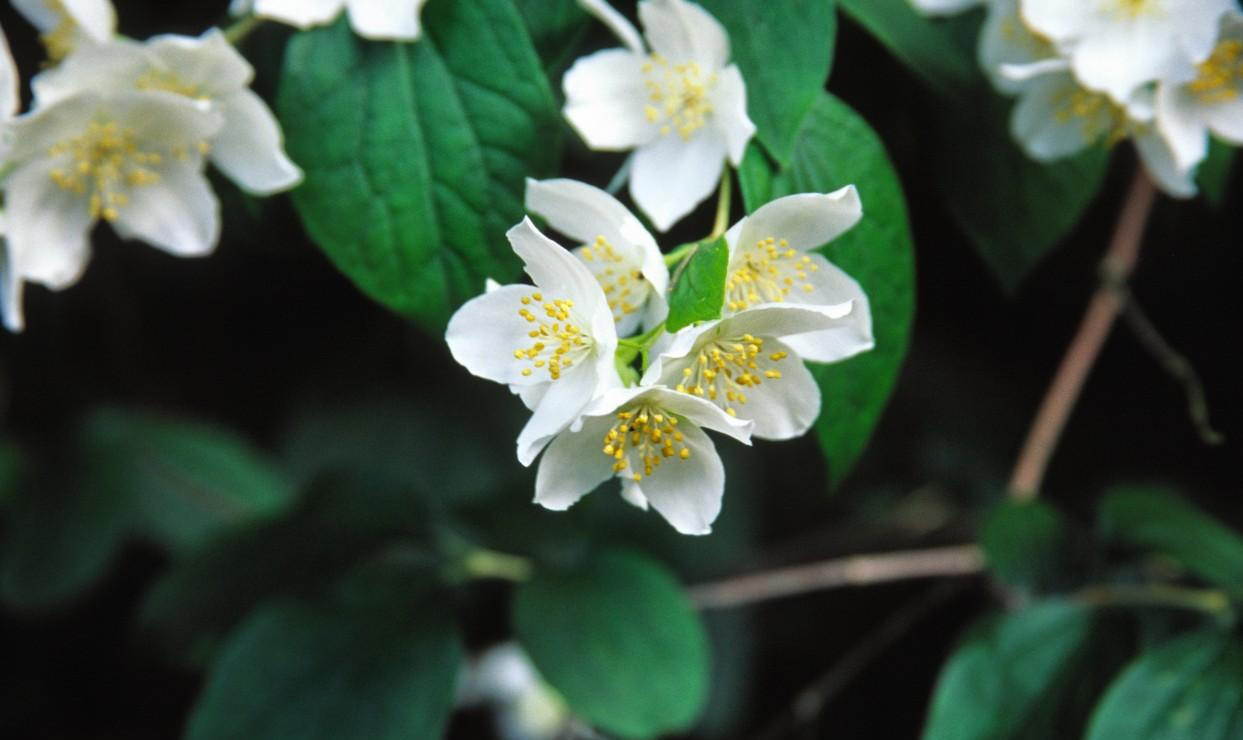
left=1087, top=630, right=1243, bottom=740
left=981, top=500, right=1071, bottom=591
left=1197, top=138, right=1235, bottom=207
left=1100, top=485, right=1243, bottom=592
left=837, top=0, right=978, bottom=98
left=185, top=575, right=461, bottom=740
left=278, top=2, right=560, bottom=332
left=514, top=550, right=710, bottom=739
left=664, top=236, right=729, bottom=332
left=923, top=601, right=1094, bottom=740
left=512, top=0, right=590, bottom=76
left=738, top=92, right=915, bottom=485
left=699, top=0, right=836, bottom=166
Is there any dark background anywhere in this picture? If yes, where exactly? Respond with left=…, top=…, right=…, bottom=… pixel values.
left=1, top=2, right=1239, bottom=738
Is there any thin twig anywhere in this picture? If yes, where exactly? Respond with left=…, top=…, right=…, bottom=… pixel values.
left=1121, top=297, right=1224, bottom=445
left=222, top=14, right=263, bottom=45
left=1074, top=583, right=1233, bottom=618
left=1008, top=169, right=1158, bottom=500
left=688, top=544, right=984, bottom=610
left=754, top=582, right=969, bottom=740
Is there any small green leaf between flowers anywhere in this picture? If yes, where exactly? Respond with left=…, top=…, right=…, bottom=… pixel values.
left=664, top=236, right=730, bottom=332
left=981, top=499, right=1072, bottom=592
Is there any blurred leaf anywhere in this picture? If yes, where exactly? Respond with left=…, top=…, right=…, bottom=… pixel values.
left=837, top=0, right=978, bottom=98
left=139, top=473, right=431, bottom=668
left=278, top=1, right=560, bottom=332
left=981, top=499, right=1071, bottom=591
left=1100, top=485, right=1243, bottom=591
left=738, top=92, right=915, bottom=486
left=700, top=0, right=836, bottom=166
left=185, top=567, right=460, bottom=740
left=665, top=236, right=729, bottom=332
left=923, top=601, right=1093, bottom=740
left=1087, top=629, right=1243, bottom=740
left=1197, top=138, right=1235, bottom=207
left=512, top=0, right=589, bottom=76
left=514, top=549, right=710, bottom=739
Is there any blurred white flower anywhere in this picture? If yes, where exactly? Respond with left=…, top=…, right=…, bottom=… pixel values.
left=908, top=0, right=986, bottom=15
left=534, top=385, right=751, bottom=535
left=31, top=29, right=303, bottom=196
left=977, top=0, right=1066, bottom=94
left=446, top=218, right=621, bottom=465
left=457, top=643, right=569, bottom=740
left=240, top=0, right=430, bottom=41
left=1156, top=12, right=1243, bottom=171
left=10, top=0, right=115, bottom=60
left=524, top=177, right=668, bottom=337
left=564, top=0, right=755, bottom=231
left=721, top=189, right=874, bottom=363
left=1020, top=0, right=1234, bottom=103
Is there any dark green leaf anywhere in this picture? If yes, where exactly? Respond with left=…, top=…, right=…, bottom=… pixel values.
left=185, top=579, right=460, bottom=740
left=738, top=92, right=915, bottom=485
left=278, top=2, right=560, bottom=332
left=981, top=500, right=1071, bottom=591
left=1197, top=137, right=1235, bottom=207
left=1100, top=485, right=1243, bottom=591
left=700, top=0, right=836, bottom=166
left=664, top=236, right=729, bottom=332
left=923, top=601, right=1093, bottom=740
left=514, top=549, right=710, bottom=738
left=837, top=0, right=978, bottom=98
left=1087, top=630, right=1243, bottom=740
left=513, top=0, right=590, bottom=76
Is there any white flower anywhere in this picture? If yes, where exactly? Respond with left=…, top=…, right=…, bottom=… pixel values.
left=564, top=0, right=756, bottom=231
left=1010, top=68, right=1196, bottom=196
left=642, top=305, right=857, bottom=440
left=1020, top=0, right=1234, bottom=103
left=524, top=177, right=668, bottom=336
left=534, top=385, right=751, bottom=535
left=247, top=0, right=430, bottom=41
left=1, top=91, right=224, bottom=325
left=1156, top=12, right=1243, bottom=171
left=978, top=0, right=1066, bottom=94
left=720, top=189, right=874, bottom=363
left=446, top=218, right=621, bottom=465
left=31, top=30, right=303, bottom=196
left=457, top=643, right=568, bottom=740
left=11, top=0, right=115, bottom=60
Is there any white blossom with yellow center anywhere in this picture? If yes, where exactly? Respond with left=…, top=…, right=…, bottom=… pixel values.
left=564, top=0, right=756, bottom=231
left=1020, top=0, right=1234, bottom=103
left=232, top=0, right=429, bottom=41
left=1, top=90, right=224, bottom=329
left=643, top=305, right=859, bottom=440
left=524, top=177, right=668, bottom=337
left=30, top=30, right=303, bottom=196
left=1156, top=12, right=1243, bottom=170
left=720, top=189, right=874, bottom=364
left=11, top=0, right=115, bottom=61
left=534, top=385, right=752, bottom=535
left=446, top=218, right=621, bottom=466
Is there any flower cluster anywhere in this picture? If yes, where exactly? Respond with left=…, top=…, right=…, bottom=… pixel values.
left=0, top=0, right=302, bottom=331
left=913, top=0, right=1243, bottom=196
left=229, top=0, right=429, bottom=41
left=445, top=179, right=873, bottom=535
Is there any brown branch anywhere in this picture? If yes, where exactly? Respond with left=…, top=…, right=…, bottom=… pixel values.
left=1008, top=169, right=1158, bottom=500
left=688, top=544, right=984, bottom=610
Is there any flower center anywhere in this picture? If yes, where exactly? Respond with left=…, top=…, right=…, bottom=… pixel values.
left=675, top=333, right=788, bottom=417
left=1189, top=40, right=1243, bottom=103
left=47, top=119, right=164, bottom=222
left=601, top=404, right=690, bottom=482
left=725, top=237, right=818, bottom=313
left=1052, top=87, right=1129, bottom=146
left=1107, top=0, right=1161, bottom=17
left=136, top=69, right=210, bottom=100
left=512, top=292, right=593, bottom=380
left=579, top=235, right=646, bottom=323
left=642, top=54, right=715, bottom=140
left=41, top=0, right=78, bottom=61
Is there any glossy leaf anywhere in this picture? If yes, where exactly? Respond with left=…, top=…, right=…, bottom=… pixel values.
left=664, top=236, right=729, bottom=332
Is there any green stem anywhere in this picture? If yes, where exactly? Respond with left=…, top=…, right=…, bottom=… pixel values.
left=223, top=14, right=264, bottom=45
left=1074, top=583, right=1233, bottom=619
left=460, top=549, right=533, bottom=582
left=709, top=170, right=733, bottom=239
left=663, top=241, right=698, bottom=268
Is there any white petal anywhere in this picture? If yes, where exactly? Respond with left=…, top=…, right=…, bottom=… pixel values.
left=512, top=382, right=548, bottom=411
left=1156, top=83, right=1211, bottom=171
left=253, top=0, right=345, bottom=28
left=446, top=284, right=557, bottom=386
left=0, top=29, right=19, bottom=117
left=710, top=64, right=754, bottom=165
left=524, top=178, right=659, bottom=265
left=584, top=384, right=753, bottom=443
left=533, top=415, right=617, bottom=510
left=631, top=421, right=723, bottom=535
left=732, top=188, right=862, bottom=254
left=1134, top=127, right=1197, bottom=198
left=638, top=0, right=730, bottom=69
left=1018, top=0, right=1097, bottom=42
left=0, top=231, right=26, bottom=332
left=146, top=29, right=254, bottom=93
left=563, top=48, right=654, bottom=151
left=30, top=37, right=148, bottom=105
left=1010, top=72, right=1100, bottom=160
left=577, top=0, right=645, bottom=53
left=3, top=159, right=94, bottom=289
left=110, top=161, right=221, bottom=257
left=1069, top=19, right=1184, bottom=103
left=630, top=127, right=727, bottom=231
left=348, top=0, right=426, bottom=41
left=910, top=0, right=985, bottom=16
left=211, top=90, right=304, bottom=195
left=780, top=255, right=875, bottom=364
left=506, top=218, right=617, bottom=344
left=62, top=0, right=116, bottom=42
left=1205, top=95, right=1243, bottom=143
left=620, top=480, right=650, bottom=509
left=727, top=337, right=821, bottom=440
left=998, top=59, right=1071, bottom=84
left=517, top=362, right=600, bottom=466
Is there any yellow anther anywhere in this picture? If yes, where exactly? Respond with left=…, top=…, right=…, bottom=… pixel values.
left=1191, top=40, right=1243, bottom=103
